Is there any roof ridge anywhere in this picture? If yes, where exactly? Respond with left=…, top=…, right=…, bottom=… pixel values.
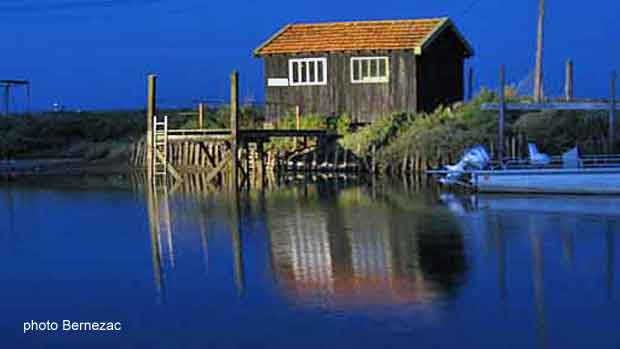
left=253, top=16, right=474, bottom=57
left=289, top=17, right=447, bottom=27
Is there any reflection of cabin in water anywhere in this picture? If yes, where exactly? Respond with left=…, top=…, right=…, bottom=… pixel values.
left=267, top=195, right=467, bottom=306
left=254, top=17, right=474, bottom=123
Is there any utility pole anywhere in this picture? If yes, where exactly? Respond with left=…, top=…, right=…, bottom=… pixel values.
left=534, top=0, right=545, bottom=102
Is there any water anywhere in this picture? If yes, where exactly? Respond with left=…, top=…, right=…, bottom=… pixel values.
left=1, top=177, right=619, bottom=348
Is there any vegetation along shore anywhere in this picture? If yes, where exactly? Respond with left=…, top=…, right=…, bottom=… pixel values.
left=1, top=90, right=618, bottom=179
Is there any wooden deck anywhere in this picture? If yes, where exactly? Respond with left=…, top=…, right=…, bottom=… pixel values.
left=166, top=128, right=337, bottom=142
left=145, top=72, right=343, bottom=191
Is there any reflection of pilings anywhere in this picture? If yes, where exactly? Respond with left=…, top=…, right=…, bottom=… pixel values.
left=496, top=228, right=507, bottom=304
left=560, top=218, right=575, bottom=269
left=530, top=232, right=548, bottom=349
left=606, top=224, right=615, bottom=300
left=146, top=185, right=166, bottom=304
left=161, top=189, right=175, bottom=269
left=229, top=192, right=245, bottom=295
left=198, top=211, right=209, bottom=274
left=145, top=180, right=176, bottom=303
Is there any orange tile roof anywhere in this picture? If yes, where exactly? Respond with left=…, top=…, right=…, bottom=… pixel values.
left=255, top=17, right=472, bottom=56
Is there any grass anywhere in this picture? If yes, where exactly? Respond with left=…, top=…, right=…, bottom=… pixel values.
left=340, top=89, right=620, bottom=170
left=0, top=105, right=267, bottom=160
left=3, top=94, right=617, bottom=171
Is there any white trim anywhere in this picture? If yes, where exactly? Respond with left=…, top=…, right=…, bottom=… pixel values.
left=268, top=78, right=290, bottom=87
left=288, top=57, right=327, bottom=86
left=351, top=57, right=389, bottom=84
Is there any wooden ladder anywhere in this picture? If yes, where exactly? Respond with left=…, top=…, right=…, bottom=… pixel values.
left=153, top=115, right=168, bottom=178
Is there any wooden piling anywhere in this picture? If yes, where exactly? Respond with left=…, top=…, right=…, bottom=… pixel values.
left=610, top=70, right=617, bottom=153
left=198, top=103, right=205, bottom=129
left=534, top=0, right=545, bottom=102
left=146, top=74, right=157, bottom=179
left=498, top=65, right=506, bottom=164
left=468, top=66, right=474, bottom=101
left=565, top=60, right=574, bottom=101
left=230, top=70, right=239, bottom=191
left=371, top=144, right=377, bottom=175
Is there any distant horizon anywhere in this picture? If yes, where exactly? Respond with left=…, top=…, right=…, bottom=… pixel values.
left=1, top=0, right=618, bottom=112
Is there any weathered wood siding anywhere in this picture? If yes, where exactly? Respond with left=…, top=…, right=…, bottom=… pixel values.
left=417, top=29, right=467, bottom=113
left=264, top=51, right=417, bottom=123
left=263, top=27, right=468, bottom=122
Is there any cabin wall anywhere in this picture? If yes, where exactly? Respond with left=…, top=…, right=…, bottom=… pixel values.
left=417, top=29, right=466, bottom=113
left=263, top=51, right=417, bottom=124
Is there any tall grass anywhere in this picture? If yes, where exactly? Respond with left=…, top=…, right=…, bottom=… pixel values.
left=340, top=89, right=619, bottom=170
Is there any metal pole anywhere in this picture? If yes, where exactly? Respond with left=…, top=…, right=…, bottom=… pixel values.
left=610, top=70, right=617, bottom=153
left=498, top=65, right=506, bottom=163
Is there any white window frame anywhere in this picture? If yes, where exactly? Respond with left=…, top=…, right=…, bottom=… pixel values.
left=351, top=57, right=390, bottom=84
left=288, top=57, right=328, bottom=86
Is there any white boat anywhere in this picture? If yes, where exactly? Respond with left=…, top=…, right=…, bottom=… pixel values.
left=471, top=167, right=620, bottom=194
left=429, top=145, right=620, bottom=195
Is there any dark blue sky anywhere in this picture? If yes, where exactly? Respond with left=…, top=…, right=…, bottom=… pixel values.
left=1, top=0, right=619, bottom=111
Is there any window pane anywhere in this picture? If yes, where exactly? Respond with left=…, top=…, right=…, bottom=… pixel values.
left=292, top=62, right=299, bottom=83
left=308, top=61, right=315, bottom=82
left=300, top=62, right=307, bottom=83
left=352, top=60, right=359, bottom=81
left=379, top=59, right=387, bottom=77
left=370, top=59, right=377, bottom=77
left=317, top=61, right=324, bottom=82
left=361, top=60, right=369, bottom=78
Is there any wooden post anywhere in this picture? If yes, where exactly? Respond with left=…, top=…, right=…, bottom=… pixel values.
left=565, top=59, right=574, bottom=101
left=498, top=66, right=506, bottom=163
left=334, top=146, right=339, bottom=171
left=295, top=105, right=301, bottom=130
left=26, top=83, right=32, bottom=115
left=230, top=70, right=239, bottom=190
left=371, top=144, right=377, bottom=175
left=198, top=103, right=205, bottom=129
left=258, top=141, right=266, bottom=187
left=146, top=74, right=157, bottom=177
left=610, top=70, right=617, bottom=153
left=534, top=0, right=545, bottom=102
left=468, top=66, right=474, bottom=101
left=3, top=84, right=9, bottom=116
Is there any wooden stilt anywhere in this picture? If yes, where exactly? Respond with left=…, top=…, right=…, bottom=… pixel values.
left=147, top=74, right=157, bottom=179
left=230, top=70, right=240, bottom=191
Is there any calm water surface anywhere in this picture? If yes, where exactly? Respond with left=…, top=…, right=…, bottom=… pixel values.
left=1, top=177, right=619, bottom=348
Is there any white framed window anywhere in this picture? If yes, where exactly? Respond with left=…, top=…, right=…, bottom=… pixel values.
left=351, top=57, right=389, bottom=83
left=289, top=58, right=327, bottom=86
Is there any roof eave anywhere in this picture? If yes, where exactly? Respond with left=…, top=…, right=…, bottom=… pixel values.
left=254, top=24, right=293, bottom=57
left=416, top=17, right=475, bottom=58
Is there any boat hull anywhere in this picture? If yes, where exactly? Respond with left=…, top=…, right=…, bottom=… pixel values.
left=472, top=168, right=620, bottom=194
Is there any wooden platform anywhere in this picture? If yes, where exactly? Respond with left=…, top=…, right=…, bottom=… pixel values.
left=167, top=128, right=337, bottom=143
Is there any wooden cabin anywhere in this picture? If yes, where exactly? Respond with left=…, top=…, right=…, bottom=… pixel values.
left=254, top=17, right=474, bottom=123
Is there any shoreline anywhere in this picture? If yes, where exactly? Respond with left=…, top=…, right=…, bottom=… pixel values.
left=0, top=158, right=134, bottom=179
